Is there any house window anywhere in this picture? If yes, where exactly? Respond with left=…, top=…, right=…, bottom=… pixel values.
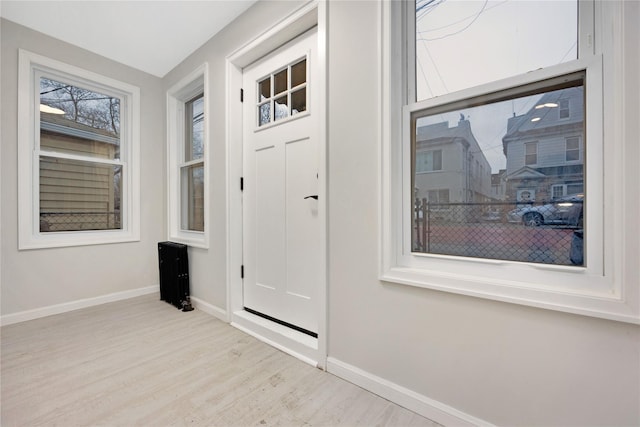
left=566, top=136, right=580, bottom=161
left=559, top=99, right=570, bottom=119
left=415, top=149, right=442, bottom=172
left=167, top=64, right=208, bottom=248
left=428, top=189, right=449, bottom=203
left=552, top=183, right=584, bottom=199
left=380, top=1, right=640, bottom=323
left=18, top=50, right=140, bottom=249
left=525, top=142, right=538, bottom=166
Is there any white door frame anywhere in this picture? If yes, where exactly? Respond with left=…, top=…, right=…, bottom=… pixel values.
left=225, top=1, right=327, bottom=368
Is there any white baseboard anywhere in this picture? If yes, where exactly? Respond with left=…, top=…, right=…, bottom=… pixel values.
left=0, top=285, right=158, bottom=326
left=326, top=357, right=492, bottom=427
left=189, top=296, right=227, bottom=322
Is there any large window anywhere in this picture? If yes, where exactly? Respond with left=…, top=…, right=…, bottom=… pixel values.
left=381, top=1, right=640, bottom=323
left=167, top=64, right=208, bottom=248
left=18, top=50, right=140, bottom=249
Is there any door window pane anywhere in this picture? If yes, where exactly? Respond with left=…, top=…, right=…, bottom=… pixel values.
left=291, top=59, right=307, bottom=87
left=258, top=77, right=271, bottom=100
left=259, top=103, right=271, bottom=126
left=274, top=68, right=288, bottom=95
left=274, top=96, right=289, bottom=121
left=412, top=77, right=585, bottom=266
left=415, top=0, right=578, bottom=101
left=291, top=88, right=307, bottom=115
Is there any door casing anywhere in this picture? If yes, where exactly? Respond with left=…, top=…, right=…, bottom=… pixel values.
left=225, top=1, right=327, bottom=368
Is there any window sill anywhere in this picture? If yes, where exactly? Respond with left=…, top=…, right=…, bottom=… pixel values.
left=19, top=229, right=140, bottom=250
left=168, top=231, right=208, bottom=249
left=380, top=264, right=639, bottom=325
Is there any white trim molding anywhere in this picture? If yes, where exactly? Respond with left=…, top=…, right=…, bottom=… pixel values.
left=189, top=296, right=227, bottom=322
left=0, top=286, right=158, bottom=326
left=225, top=0, right=328, bottom=368
left=326, top=357, right=493, bottom=427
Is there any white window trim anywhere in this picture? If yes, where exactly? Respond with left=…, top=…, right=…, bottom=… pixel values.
left=166, top=63, right=209, bottom=248
left=17, top=50, right=140, bottom=250
left=379, top=1, right=640, bottom=324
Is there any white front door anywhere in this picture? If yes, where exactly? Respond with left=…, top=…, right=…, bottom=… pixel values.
left=242, top=28, right=319, bottom=335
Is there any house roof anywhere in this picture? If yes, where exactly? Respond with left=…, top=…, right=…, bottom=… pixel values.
left=504, top=86, right=584, bottom=139
left=40, top=113, right=120, bottom=146
left=417, top=118, right=477, bottom=147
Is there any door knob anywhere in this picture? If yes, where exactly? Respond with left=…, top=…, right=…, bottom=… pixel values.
left=304, top=195, right=318, bottom=200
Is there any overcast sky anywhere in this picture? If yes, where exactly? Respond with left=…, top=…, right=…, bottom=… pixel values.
left=416, top=0, right=577, bottom=172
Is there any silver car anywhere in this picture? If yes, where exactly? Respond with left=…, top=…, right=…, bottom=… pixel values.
left=507, top=194, right=583, bottom=227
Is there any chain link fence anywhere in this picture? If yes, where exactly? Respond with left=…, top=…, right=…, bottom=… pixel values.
left=40, top=212, right=121, bottom=232
left=414, top=199, right=584, bottom=266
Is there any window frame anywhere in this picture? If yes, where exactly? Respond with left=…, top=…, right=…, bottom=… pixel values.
left=380, top=1, right=640, bottom=323
left=559, top=98, right=571, bottom=120
left=566, top=136, right=581, bottom=162
left=525, top=141, right=538, bottom=166
left=166, top=63, right=209, bottom=248
left=18, top=50, right=140, bottom=250
left=415, top=149, right=442, bottom=173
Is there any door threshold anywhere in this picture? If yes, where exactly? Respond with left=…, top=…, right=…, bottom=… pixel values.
left=231, top=309, right=319, bottom=367
left=244, top=307, right=318, bottom=338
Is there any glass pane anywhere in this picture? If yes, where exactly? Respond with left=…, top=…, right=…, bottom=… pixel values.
left=412, top=80, right=585, bottom=266
left=185, top=95, right=204, bottom=161
left=291, top=88, right=307, bottom=115
left=181, top=164, right=204, bottom=232
left=40, top=77, right=121, bottom=160
left=291, top=59, right=307, bottom=87
left=274, top=95, right=289, bottom=121
left=274, top=68, right=288, bottom=95
left=259, top=103, right=271, bottom=126
left=415, top=1, right=578, bottom=101
left=39, top=156, right=122, bottom=232
left=258, top=77, right=271, bottom=100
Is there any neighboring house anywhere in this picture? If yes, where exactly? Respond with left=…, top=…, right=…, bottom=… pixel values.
left=415, top=117, right=492, bottom=206
left=39, top=112, right=121, bottom=231
left=502, top=86, right=584, bottom=203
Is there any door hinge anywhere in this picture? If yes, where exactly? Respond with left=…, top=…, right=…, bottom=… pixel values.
left=240, top=88, right=244, bottom=103
left=240, top=177, right=244, bottom=191
left=241, top=265, right=244, bottom=279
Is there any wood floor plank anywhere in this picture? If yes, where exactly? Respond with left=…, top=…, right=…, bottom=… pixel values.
left=1, top=294, right=440, bottom=427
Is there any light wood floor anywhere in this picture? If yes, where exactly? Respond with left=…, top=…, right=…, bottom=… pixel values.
left=1, top=294, right=439, bottom=427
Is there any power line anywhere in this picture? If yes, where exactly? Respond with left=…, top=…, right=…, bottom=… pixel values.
left=417, top=0, right=509, bottom=34
left=417, top=0, right=489, bottom=42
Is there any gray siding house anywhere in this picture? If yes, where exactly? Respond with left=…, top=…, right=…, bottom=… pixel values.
left=502, top=86, right=584, bottom=202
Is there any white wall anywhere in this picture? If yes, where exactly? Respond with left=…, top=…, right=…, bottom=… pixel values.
left=327, top=1, right=639, bottom=425
left=1, top=19, right=164, bottom=316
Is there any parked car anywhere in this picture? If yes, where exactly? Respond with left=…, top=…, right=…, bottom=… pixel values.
left=507, top=194, right=583, bottom=227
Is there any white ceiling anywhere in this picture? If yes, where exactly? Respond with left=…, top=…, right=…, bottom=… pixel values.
left=0, top=0, right=258, bottom=77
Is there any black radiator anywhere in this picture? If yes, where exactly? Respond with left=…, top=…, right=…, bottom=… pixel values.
left=158, top=241, right=193, bottom=311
